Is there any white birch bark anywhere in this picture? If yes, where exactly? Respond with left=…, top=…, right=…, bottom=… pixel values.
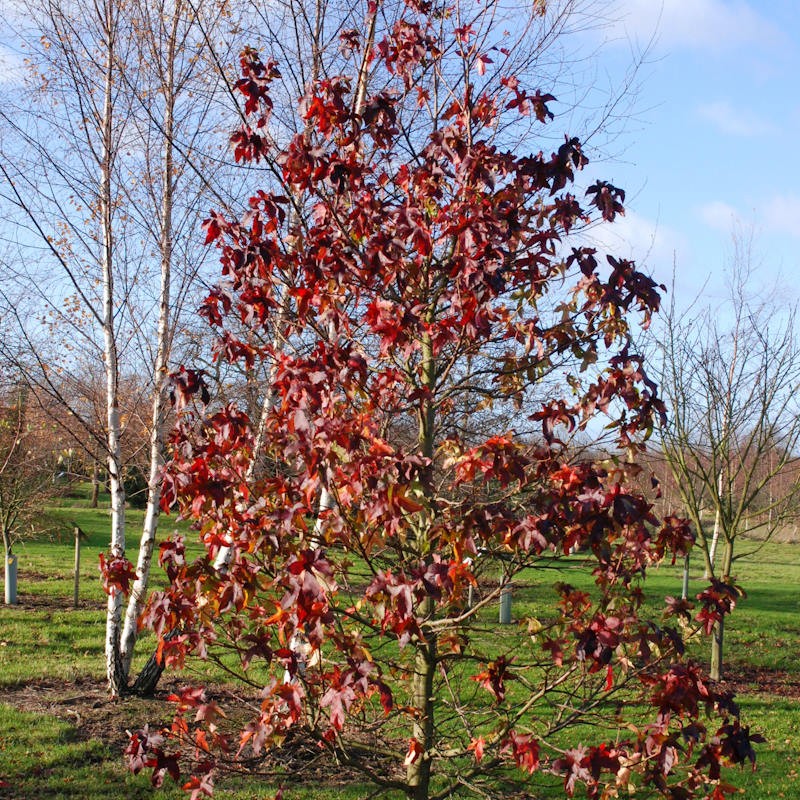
left=706, top=467, right=723, bottom=577
left=119, top=0, right=180, bottom=679
left=214, top=326, right=282, bottom=570
left=99, top=0, right=127, bottom=698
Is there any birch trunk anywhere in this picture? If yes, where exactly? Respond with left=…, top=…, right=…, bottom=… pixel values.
left=706, top=468, right=723, bottom=578
left=213, top=327, right=282, bottom=571
left=99, top=0, right=127, bottom=698
left=119, top=0, right=180, bottom=680
left=215, top=0, right=338, bottom=569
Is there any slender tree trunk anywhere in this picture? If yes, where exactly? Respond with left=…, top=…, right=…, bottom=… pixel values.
left=407, top=325, right=437, bottom=799
left=710, top=616, right=724, bottom=682
left=706, top=469, right=723, bottom=579
left=97, top=0, right=128, bottom=698
left=119, top=0, right=179, bottom=682
left=213, top=316, right=284, bottom=571
left=408, top=597, right=436, bottom=800
left=2, top=527, right=10, bottom=570
left=213, top=0, right=341, bottom=571
left=2, top=527, right=15, bottom=606
left=130, top=627, right=179, bottom=696
left=709, top=539, right=734, bottom=681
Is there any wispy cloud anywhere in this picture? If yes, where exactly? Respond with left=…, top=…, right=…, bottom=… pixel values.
left=699, top=196, right=800, bottom=239
left=699, top=201, right=740, bottom=232
left=697, top=100, right=777, bottom=137
left=761, top=195, right=800, bottom=239
left=612, top=0, right=781, bottom=52
left=581, top=210, right=686, bottom=279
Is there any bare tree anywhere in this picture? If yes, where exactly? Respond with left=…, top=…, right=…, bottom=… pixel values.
left=0, top=0, right=239, bottom=694
left=0, top=380, right=65, bottom=604
left=657, top=233, right=800, bottom=680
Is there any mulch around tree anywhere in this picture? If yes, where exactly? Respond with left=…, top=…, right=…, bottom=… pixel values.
left=0, top=676, right=397, bottom=789
left=3, top=658, right=800, bottom=748
left=722, top=664, right=800, bottom=699
left=0, top=676, right=174, bottom=751
left=1, top=660, right=798, bottom=763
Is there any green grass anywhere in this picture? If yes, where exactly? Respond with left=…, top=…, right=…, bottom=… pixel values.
left=2, top=490, right=800, bottom=798
left=0, top=607, right=105, bottom=685
left=0, top=703, right=181, bottom=800
left=0, top=702, right=377, bottom=800
left=732, top=695, right=800, bottom=798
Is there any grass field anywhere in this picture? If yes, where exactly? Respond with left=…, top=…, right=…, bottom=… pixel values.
left=1, top=488, right=799, bottom=798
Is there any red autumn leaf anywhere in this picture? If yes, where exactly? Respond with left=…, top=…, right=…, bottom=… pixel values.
left=475, top=53, right=492, bottom=76
left=98, top=552, right=136, bottom=597
left=472, top=655, right=514, bottom=702
left=182, top=774, right=214, bottom=799
left=503, top=731, right=540, bottom=774
left=468, top=736, right=486, bottom=762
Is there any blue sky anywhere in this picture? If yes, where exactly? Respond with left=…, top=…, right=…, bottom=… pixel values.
left=581, top=0, right=800, bottom=310
left=1, top=0, right=796, bottom=313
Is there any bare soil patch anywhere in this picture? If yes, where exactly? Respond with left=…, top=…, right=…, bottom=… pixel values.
left=0, top=678, right=394, bottom=787
left=5, top=592, right=102, bottom=612
left=0, top=676, right=175, bottom=750
left=722, top=664, right=800, bottom=699
left=4, top=664, right=798, bottom=762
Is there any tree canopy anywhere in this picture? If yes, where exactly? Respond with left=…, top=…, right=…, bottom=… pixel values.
left=125, top=1, right=758, bottom=797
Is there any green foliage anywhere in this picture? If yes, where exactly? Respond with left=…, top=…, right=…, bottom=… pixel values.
left=125, top=466, right=151, bottom=509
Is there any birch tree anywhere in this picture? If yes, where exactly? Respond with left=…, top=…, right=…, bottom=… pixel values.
left=0, top=0, right=237, bottom=694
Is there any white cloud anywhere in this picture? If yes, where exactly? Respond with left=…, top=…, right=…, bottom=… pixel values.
left=699, top=201, right=740, bottom=232
left=611, top=0, right=780, bottom=52
left=761, top=195, right=800, bottom=239
left=697, top=100, right=777, bottom=137
left=699, top=196, right=800, bottom=239
left=579, top=210, right=687, bottom=279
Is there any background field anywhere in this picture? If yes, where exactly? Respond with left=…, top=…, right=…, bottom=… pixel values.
left=1, top=489, right=799, bottom=799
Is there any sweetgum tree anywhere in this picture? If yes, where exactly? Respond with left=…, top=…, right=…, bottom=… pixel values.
left=129, top=1, right=759, bottom=796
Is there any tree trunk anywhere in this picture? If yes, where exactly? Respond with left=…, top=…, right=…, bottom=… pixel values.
left=709, top=539, right=734, bottom=681
left=119, top=0, right=179, bottom=683
left=407, top=599, right=436, bottom=800
left=98, top=0, right=127, bottom=698
left=90, top=459, right=99, bottom=508
left=706, top=469, right=724, bottom=579
left=3, top=529, right=17, bottom=606
left=213, top=355, right=281, bottom=571
left=130, top=649, right=165, bottom=696
left=710, top=615, right=724, bottom=681
left=130, top=628, right=179, bottom=696
left=407, top=320, right=437, bottom=799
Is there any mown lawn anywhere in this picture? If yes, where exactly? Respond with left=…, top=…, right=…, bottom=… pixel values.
left=1, top=490, right=799, bottom=798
